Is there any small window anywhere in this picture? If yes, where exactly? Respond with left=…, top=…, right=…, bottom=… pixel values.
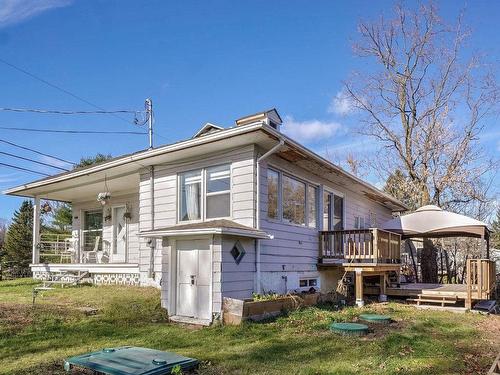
left=282, top=175, right=306, bottom=226
left=299, top=278, right=318, bottom=289
left=308, top=185, right=317, bottom=228
left=267, top=169, right=279, bottom=219
left=230, top=240, right=246, bottom=264
left=206, top=165, right=230, bottom=219
left=180, top=170, right=202, bottom=221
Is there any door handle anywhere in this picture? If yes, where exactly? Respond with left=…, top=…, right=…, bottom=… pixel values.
left=190, top=275, right=196, bottom=285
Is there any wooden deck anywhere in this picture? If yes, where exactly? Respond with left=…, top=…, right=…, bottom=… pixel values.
left=381, top=283, right=469, bottom=299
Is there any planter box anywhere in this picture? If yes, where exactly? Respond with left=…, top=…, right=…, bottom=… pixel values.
left=223, top=293, right=319, bottom=325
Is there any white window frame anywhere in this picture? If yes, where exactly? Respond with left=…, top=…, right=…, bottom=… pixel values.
left=267, top=166, right=318, bottom=228
left=178, top=164, right=232, bottom=223
left=299, top=277, right=319, bottom=291
left=82, top=209, right=103, bottom=252
left=323, top=188, right=345, bottom=231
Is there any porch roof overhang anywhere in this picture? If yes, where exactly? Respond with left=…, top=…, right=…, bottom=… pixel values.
left=3, top=120, right=407, bottom=211
left=139, top=219, right=271, bottom=239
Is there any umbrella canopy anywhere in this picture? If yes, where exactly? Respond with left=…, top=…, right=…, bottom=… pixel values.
left=381, top=205, right=489, bottom=240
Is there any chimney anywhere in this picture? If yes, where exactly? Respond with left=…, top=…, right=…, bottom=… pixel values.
left=235, top=108, right=282, bottom=131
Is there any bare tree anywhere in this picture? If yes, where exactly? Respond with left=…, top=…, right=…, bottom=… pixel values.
left=346, top=3, right=498, bottom=212
left=344, top=3, right=499, bottom=281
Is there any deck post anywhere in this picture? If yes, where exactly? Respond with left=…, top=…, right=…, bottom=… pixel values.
left=32, top=196, right=41, bottom=264
left=379, top=273, right=388, bottom=302
left=355, top=268, right=364, bottom=307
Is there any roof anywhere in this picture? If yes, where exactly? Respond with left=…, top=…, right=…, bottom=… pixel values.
left=3, top=109, right=408, bottom=211
left=139, top=219, right=270, bottom=239
left=235, top=108, right=282, bottom=126
left=192, top=122, right=224, bottom=138
left=381, top=205, right=489, bottom=239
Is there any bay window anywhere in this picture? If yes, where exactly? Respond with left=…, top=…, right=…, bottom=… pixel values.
left=179, top=164, right=231, bottom=222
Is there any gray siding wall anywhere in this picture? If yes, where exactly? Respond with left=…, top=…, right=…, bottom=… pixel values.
left=221, top=236, right=256, bottom=300
left=72, top=192, right=140, bottom=264
left=140, top=145, right=256, bottom=290
left=258, top=154, right=394, bottom=294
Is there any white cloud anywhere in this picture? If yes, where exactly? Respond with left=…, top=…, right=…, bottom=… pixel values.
left=0, top=0, right=72, bottom=28
left=328, top=89, right=355, bottom=116
left=282, top=115, right=342, bottom=142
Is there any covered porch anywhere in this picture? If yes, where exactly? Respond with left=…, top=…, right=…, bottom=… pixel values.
left=7, top=162, right=143, bottom=285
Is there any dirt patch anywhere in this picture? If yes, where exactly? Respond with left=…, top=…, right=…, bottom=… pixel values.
left=0, top=303, right=33, bottom=332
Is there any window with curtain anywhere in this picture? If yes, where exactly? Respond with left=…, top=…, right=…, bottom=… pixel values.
left=282, top=175, right=306, bottom=226
left=180, top=169, right=202, bottom=221
left=267, top=169, right=279, bottom=220
left=206, top=164, right=230, bottom=218
left=83, top=210, right=103, bottom=252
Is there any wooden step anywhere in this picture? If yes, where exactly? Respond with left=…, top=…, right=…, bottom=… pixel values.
left=408, top=294, right=458, bottom=307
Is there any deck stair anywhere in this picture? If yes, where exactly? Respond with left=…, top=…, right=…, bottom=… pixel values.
left=408, top=293, right=458, bottom=307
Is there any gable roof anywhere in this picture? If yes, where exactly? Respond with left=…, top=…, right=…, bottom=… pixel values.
left=192, top=122, right=224, bottom=138
left=235, top=108, right=282, bottom=126
left=3, top=111, right=408, bottom=211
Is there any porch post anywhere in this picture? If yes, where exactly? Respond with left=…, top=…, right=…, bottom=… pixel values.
left=32, top=196, right=41, bottom=264
left=379, top=273, right=388, bottom=302
left=355, top=268, right=364, bottom=307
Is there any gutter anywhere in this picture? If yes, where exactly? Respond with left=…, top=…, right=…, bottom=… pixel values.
left=148, top=166, right=155, bottom=278
left=255, top=138, right=285, bottom=293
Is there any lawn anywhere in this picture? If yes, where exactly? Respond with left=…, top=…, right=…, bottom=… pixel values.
left=0, top=279, right=498, bottom=375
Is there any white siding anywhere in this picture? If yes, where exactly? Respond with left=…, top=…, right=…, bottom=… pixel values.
left=221, top=236, right=256, bottom=300
left=139, top=145, right=256, bottom=292
left=258, top=154, right=394, bottom=293
left=72, top=192, right=140, bottom=264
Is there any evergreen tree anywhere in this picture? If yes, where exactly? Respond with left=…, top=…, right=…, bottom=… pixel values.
left=2, top=201, right=33, bottom=271
left=491, top=208, right=500, bottom=249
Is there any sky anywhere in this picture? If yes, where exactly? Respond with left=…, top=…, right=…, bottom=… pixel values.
left=0, top=0, right=498, bottom=221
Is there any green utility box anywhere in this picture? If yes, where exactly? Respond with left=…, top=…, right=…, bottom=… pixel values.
left=64, top=346, right=199, bottom=375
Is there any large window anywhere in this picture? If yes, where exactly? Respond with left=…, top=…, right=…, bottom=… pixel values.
left=180, top=169, right=202, bottom=221
left=267, top=169, right=279, bottom=220
left=179, top=164, right=231, bottom=222
left=83, top=210, right=103, bottom=252
left=283, top=175, right=306, bottom=225
left=206, top=165, right=230, bottom=219
left=267, top=168, right=317, bottom=227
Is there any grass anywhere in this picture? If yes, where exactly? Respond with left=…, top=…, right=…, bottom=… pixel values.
left=0, top=279, right=499, bottom=374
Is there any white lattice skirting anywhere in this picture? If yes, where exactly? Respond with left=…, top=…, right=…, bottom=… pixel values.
left=32, top=271, right=140, bottom=286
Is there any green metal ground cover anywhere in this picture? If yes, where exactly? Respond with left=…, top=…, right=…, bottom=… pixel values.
left=359, top=313, right=392, bottom=324
left=329, top=322, right=369, bottom=336
left=64, top=346, right=199, bottom=375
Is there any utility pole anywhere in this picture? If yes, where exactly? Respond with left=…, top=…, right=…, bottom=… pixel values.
left=145, top=98, right=153, bottom=149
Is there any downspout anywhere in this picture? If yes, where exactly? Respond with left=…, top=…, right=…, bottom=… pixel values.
left=255, top=138, right=285, bottom=294
left=148, top=165, right=155, bottom=279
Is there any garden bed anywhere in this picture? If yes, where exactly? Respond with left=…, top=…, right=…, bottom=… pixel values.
left=223, top=293, right=319, bottom=325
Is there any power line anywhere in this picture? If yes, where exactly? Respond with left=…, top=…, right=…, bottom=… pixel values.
left=0, top=107, right=141, bottom=115
left=0, top=138, right=75, bottom=165
left=0, top=151, right=69, bottom=171
left=0, top=162, right=50, bottom=176
left=0, top=57, right=134, bottom=125
left=0, top=126, right=147, bottom=135
left=0, top=57, right=170, bottom=144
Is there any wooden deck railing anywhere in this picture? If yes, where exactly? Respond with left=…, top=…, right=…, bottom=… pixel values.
left=39, top=233, right=74, bottom=264
left=319, top=228, right=401, bottom=264
left=466, top=259, right=496, bottom=305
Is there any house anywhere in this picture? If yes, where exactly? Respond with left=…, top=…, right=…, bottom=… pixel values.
left=4, top=109, right=407, bottom=324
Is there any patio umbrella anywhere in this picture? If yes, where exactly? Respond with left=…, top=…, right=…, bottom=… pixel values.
left=381, top=205, right=490, bottom=256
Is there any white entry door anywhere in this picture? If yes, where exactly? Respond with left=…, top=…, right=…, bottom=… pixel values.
left=176, top=239, right=211, bottom=320
left=112, top=206, right=127, bottom=263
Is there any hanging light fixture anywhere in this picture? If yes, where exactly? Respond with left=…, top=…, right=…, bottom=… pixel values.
left=97, top=175, right=111, bottom=206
